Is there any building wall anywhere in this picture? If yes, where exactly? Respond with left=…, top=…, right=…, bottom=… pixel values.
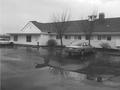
left=54, top=35, right=120, bottom=48
left=38, top=34, right=50, bottom=45
left=10, top=33, right=120, bottom=48
left=10, top=34, right=41, bottom=45
left=9, top=21, right=120, bottom=47
left=9, top=21, right=48, bottom=45
left=112, top=35, right=120, bottom=47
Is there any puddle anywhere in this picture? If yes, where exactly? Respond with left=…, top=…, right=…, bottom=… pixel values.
left=1, top=47, right=120, bottom=90
left=40, top=66, right=120, bottom=87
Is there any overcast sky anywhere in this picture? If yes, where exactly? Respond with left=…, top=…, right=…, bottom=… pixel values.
left=0, top=0, right=120, bottom=34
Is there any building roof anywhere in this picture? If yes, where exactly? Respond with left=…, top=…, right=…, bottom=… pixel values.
left=8, top=33, right=41, bottom=35
left=31, top=17, right=120, bottom=34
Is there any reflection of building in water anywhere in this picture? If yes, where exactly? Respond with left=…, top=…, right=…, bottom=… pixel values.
left=68, top=71, right=86, bottom=81
left=49, top=66, right=86, bottom=81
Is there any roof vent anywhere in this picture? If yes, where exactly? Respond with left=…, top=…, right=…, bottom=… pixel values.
left=88, top=15, right=97, bottom=21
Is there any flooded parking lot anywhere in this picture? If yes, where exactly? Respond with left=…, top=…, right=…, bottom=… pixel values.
left=1, top=47, right=120, bottom=90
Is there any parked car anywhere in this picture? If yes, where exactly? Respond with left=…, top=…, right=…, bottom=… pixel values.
left=0, top=38, right=10, bottom=45
left=65, top=42, right=94, bottom=56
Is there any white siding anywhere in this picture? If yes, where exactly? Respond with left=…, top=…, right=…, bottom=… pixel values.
left=38, top=34, right=50, bottom=45
left=56, top=35, right=120, bottom=48
left=113, top=35, right=120, bottom=47
left=9, top=33, right=120, bottom=48
left=22, top=22, right=41, bottom=33
left=10, top=34, right=41, bottom=45
left=9, top=21, right=120, bottom=48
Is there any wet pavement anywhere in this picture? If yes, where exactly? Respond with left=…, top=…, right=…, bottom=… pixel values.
left=1, top=47, right=120, bottom=90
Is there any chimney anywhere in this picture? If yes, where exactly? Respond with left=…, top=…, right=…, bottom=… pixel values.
left=99, top=13, right=105, bottom=23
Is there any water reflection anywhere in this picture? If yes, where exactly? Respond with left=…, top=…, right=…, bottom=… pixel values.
left=44, top=48, right=120, bottom=82
left=5, top=46, right=120, bottom=81
left=1, top=47, right=120, bottom=90
left=49, top=66, right=86, bottom=82
left=49, top=67, right=69, bottom=78
left=34, top=47, right=120, bottom=76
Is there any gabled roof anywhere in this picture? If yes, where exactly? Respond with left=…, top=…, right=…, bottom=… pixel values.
left=31, top=17, right=120, bottom=34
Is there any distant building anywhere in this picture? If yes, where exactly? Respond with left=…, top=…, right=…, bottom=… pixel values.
left=8, top=15, right=120, bottom=48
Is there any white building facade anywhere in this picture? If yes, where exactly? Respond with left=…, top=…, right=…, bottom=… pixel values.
left=9, top=17, right=120, bottom=48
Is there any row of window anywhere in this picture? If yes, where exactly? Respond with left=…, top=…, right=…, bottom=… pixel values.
left=13, top=35, right=31, bottom=42
left=97, top=35, right=111, bottom=40
left=56, top=35, right=82, bottom=39
left=56, top=35, right=111, bottom=41
left=13, top=35, right=111, bottom=42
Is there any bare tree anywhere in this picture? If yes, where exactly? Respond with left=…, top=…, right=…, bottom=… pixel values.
left=81, top=15, right=96, bottom=46
left=51, top=11, right=70, bottom=46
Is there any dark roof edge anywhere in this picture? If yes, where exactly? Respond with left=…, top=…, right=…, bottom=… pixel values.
left=30, top=17, right=120, bottom=24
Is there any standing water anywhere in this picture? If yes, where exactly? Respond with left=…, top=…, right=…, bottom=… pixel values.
left=1, top=47, right=120, bottom=90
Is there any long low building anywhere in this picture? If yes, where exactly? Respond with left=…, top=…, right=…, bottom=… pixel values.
left=8, top=15, right=120, bottom=48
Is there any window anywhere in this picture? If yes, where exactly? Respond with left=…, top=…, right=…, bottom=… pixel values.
left=98, top=35, right=101, bottom=40
left=78, top=36, right=81, bottom=40
left=74, top=35, right=81, bottom=40
left=86, top=35, right=90, bottom=40
left=90, top=36, right=94, bottom=40
left=13, top=35, right=18, bottom=41
left=65, top=35, right=71, bottom=39
left=74, top=36, right=78, bottom=39
left=107, top=36, right=111, bottom=41
left=26, top=35, right=31, bottom=42
left=56, top=35, right=60, bottom=39
left=102, top=35, right=106, bottom=40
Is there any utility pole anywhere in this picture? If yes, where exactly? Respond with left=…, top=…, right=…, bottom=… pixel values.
left=87, top=15, right=96, bottom=46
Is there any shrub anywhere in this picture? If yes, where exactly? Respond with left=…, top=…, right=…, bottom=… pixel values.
left=47, top=39, right=57, bottom=47
left=100, top=43, right=111, bottom=49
